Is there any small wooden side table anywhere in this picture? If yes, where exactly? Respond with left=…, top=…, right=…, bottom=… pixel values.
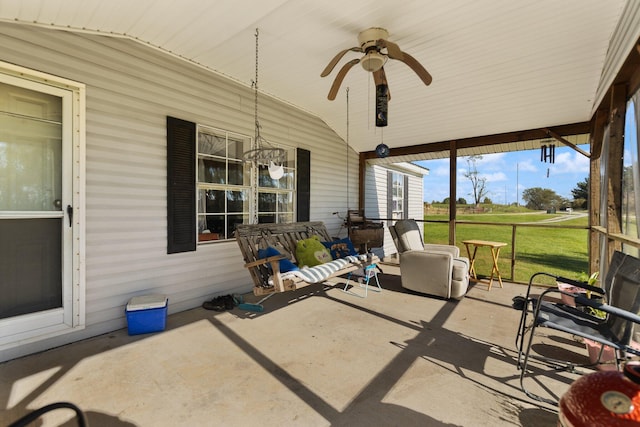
left=462, top=240, right=507, bottom=290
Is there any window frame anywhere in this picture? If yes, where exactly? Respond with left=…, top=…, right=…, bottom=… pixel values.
left=168, top=117, right=300, bottom=248
left=0, top=61, right=86, bottom=347
left=256, top=147, right=297, bottom=224
left=388, top=171, right=408, bottom=220
left=196, top=125, right=252, bottom=243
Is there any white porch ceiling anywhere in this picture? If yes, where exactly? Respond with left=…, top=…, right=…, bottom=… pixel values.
left=0, top=0, right=629, bottom=154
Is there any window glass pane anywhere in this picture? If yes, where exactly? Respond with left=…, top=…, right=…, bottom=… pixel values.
left=258, top=165, right=278, bottom=188
left=279, top=213, right=294, bottom=223
left=198, top=157, right=226, bottom=184
left=279, top=170, right=294, bottom=190
left=227, top=214, right=248, bottom=237
left=203, top=214, right=225, bottom=236
left=227, top=190, right=247, bottom=213
left=277, top=193, right=293, bottom=213
left=258, top=214, right=276, bottom=224
left=201, top=189, right=225, bottom=213
left=258, top=192, right=276, bottom=212
left=198, top=132, right=226, bottom=156
left=283, top=148, right=295, bottom=168
left=623, top=98, right=639, bottom=252
left=228, top=159, right=247, bottom=185
left=0, top=83, right=62, bottom=211
left=198, top=226, right=221, bottom=241
left=228, top=136, right=249, bottom=160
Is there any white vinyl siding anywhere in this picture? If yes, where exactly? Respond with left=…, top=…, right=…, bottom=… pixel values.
left=0, top=23, right=357, bottom=361
left=364, top=164, right=425, bottom=259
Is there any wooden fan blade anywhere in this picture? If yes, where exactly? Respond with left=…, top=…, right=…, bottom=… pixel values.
left=377, top=39, right=403, bottom=60
left=327, top=58, right=360, bottom=100
left=397, top=51, right=432, bottom=85
left=320, top=47, right=360, bottom=77
left=373, top=68, right=391, bottom=100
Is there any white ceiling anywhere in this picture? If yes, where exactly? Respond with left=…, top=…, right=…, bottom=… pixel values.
left=0, top=0, right=628, bottom=154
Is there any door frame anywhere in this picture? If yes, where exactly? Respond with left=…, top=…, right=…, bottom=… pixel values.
left=0, top=61, right=86, bottom=350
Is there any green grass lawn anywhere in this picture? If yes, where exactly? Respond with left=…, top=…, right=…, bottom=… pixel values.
left=423, top=211, right=590, bottom=285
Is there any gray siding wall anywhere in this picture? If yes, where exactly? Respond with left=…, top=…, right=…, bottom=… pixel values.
left=0, top=23, right=358, bottom=360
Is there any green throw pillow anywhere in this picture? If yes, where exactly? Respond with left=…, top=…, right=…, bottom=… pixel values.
left=295, top=235, right=332, bottom=268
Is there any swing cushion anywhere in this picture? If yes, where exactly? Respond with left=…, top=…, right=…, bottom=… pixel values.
left=295, top=235, right=332, bottom=267
left=322, top=238, right=358, bottom=259
left=257, top=247, right=299, bottom=273
left=280, top=255, right=364, bottom=284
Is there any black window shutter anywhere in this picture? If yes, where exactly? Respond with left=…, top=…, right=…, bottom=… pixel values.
left=296, top=148, right=311, bottom=222
left=387, top=171, right=393, bottom=220
left=167, top=116, right=196, bottom=254
left=403, top=175, right=409, bottom=219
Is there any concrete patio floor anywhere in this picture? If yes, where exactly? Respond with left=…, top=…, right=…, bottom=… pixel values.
left=1, top=265, right=592, bottom=426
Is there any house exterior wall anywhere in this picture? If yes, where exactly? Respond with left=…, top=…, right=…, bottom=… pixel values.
left=363, top=164, right=425, bottom=259
left=0, top=23, right=358, bottom=361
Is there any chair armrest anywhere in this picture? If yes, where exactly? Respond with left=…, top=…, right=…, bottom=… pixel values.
left=401, top=250, right=454, bottom=277
left=572, top=295, right=640, bottom=324
left=525, top=272, right=602, bottom=300
left=244, top=254, right=285, bottom=269
left=423, top=244, right=460, bottom=258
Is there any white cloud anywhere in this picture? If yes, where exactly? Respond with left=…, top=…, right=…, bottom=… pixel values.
left=553, top=151, right=589, bottom=174
left=434, top=165, right=450, bottom=176
left=516, top=159, right=538, bottom=172
left=483, top=172, right=508, bottom=182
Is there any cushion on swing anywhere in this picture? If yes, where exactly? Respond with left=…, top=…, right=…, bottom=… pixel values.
left=322, top=238, right=358, bottom=259
left=257, top=246, right=299, bottom=273
left=295, top=235, right=332, bottom=267
left=279, top=255, right=365, bottom=284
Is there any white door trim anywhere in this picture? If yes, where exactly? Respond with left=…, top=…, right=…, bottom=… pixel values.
left=0, top=61, right=86, bottom=350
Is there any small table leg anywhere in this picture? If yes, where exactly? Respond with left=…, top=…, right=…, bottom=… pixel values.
left=464, top=243, right=479, bottom=280
left=487, top=247, right=504, bottom=291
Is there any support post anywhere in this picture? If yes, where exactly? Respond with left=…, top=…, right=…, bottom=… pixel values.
left=449, top=142, right=457, bottom=246
left=606, top=83, right=626, bottom=260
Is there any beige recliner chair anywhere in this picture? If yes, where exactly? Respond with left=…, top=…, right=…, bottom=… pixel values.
left=389, top=219, right=470, bottom=300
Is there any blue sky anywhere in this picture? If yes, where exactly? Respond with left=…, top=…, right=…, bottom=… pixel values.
left=414, top=145, right=591, bottom=205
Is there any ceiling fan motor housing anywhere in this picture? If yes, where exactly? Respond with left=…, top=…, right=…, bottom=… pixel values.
left=357, top=27, right=389, bottom=50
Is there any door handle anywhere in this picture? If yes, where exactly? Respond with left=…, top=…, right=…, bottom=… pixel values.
left=67, top=205, right=73, bottom=227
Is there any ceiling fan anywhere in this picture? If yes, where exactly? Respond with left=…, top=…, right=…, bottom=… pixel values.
left=320, top=27, right=432, bottom=101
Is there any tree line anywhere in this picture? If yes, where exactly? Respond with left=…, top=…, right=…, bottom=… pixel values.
left=430, top=155, right=591, bottom=210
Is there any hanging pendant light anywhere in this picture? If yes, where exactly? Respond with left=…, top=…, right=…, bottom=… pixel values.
left=268, top=160, right=284, bottom=179
left=243, top=28, right=286, bottom=179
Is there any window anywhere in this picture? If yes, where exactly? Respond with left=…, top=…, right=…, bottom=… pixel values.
left=168, top=118, right=299, bottom=249
left=623, top=94, right=640, bottom=257
left=197, top=126, right=251, bottom=242
left=257, top=148, right=296, bottom=224
left=389, top=171, right=408, bottom=220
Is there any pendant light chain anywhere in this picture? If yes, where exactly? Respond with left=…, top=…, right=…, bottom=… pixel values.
left=254, top=28, right=260, bottom=142
left=243, top=28, right=285, bottom=166
left=346, top=87, right=350, bottom=210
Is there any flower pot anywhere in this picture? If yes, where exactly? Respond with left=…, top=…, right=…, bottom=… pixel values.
left=557, top=282, right=585, bottom=307
left=584, top=339, right=617, bottom=370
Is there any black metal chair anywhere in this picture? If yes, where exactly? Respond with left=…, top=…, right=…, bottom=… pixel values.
left=9, top=402, right=88, bottom=427
left=516, top=250, right=640, bottom=403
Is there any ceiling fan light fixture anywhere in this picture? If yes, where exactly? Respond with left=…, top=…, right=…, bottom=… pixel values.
left=361, top=51, right=387, bottom=72
left=268, top=161, right=284, bottom=180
